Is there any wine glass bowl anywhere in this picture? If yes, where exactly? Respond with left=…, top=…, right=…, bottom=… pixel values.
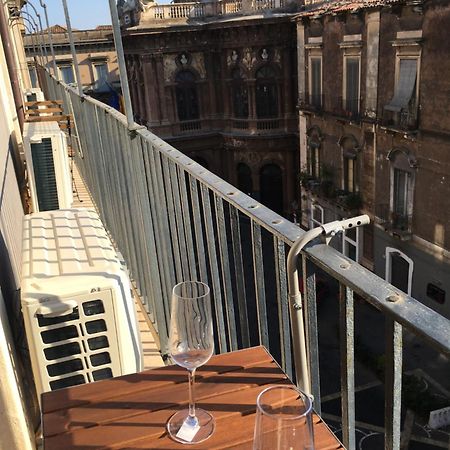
left=167, top=281, right=215, bottom=444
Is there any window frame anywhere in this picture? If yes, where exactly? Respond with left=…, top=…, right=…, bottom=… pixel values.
left=93, top=62, right=108, bottom=83
left=388, top=149, right=416, bottom=231
left=310, top=203, right=324, bottom=229
left=58, top=64, right=75, bottom=84
left=28, top=64, right=38, bottom=88
left=255, top=65, right=279, bottom=119
left=231, top=67, right=249, bottom=119
left=394, top=54, right=420, bottom=118
left=308, top=54, right=322, bottom=108
left=175, top=70, right=200, bottom=122
left=343, top=155, right=356, bottom=193
left=385, top=247, right=414, bottom=296
left=342, top=226, right=361, bottom=262
left=342, top=54, right=361, bottom=114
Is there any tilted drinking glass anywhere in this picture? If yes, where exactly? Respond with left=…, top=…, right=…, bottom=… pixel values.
left=253, top=385, right=315, bottom=450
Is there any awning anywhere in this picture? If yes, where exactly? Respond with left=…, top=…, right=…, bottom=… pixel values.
left=385, top=59, right=417, bottom=112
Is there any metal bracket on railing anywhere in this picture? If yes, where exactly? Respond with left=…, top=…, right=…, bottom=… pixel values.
left=128, top=124, right=147, bottom=138
left=286, top=214, right=370, bottom=395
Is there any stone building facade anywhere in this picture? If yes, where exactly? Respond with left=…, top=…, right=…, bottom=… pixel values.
left=296, top=0, right=450, bottom=317
left=120, top=5, right=299, bottom=216
left=24, top=25, right=120, bottom=101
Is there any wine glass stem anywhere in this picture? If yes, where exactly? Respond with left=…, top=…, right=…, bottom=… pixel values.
left=188, top=368, right=197, bottom=422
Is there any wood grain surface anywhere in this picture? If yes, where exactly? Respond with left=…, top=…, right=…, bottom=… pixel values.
left=42, top=346, right=343, bottom=450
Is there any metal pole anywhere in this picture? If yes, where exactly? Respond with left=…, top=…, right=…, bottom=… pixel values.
left=21, top=15, right=44, bottom=65
left=108, top=0, right=135, bottom=129
left=25, top=1, right=49, bottom=69
left=61, top=0, right=83, bottom=95
left=286, top=215, right=370, bottom=395
left=40, top=1, right=58, bottom=78
left=21, top=9, right=44, bottom=66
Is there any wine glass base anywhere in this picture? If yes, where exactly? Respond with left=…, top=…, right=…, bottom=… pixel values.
left=167, top=408, right=215, bottom=444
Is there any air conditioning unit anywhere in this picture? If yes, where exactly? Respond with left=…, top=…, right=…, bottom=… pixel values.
left=21, top=209, right=143, bottom=398
left=24, top=88, right=44, bottom=103
left=23, top=121, right=73, bottom=212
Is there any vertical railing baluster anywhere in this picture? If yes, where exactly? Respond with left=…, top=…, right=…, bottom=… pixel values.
left=251, top=220, right=269, bottom=348
left=385, top=319, right=403, bottom=450
left=303, top=255, right=321, bottom=413
left=215, top=195, right=237, bottom=351
left=340, top=284, right=355, bottom=450
left=161, top=157, right=183, bottom=282
left=188, top=175, right=209, bottom=284
left=111, top=119, right=140, bottom=280
left=119, top=125, right=147, bottom=299
left=177, top=165, right=198, bottom=282
left=230, top=206, right=250, bottom=348
left=146, top=143, right=176, bottom=318
left=168, top=159, right=190, bottom=281
left=128, top=134, right=156, bottom=318
left=133, top=137, right=168, bottom=351
left=201, top=185, right=227, bottom=353
left=274, top=237, right=292, bottom=379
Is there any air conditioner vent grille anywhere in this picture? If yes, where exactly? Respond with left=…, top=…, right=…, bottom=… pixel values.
left=36, top=297, right=117, bottom=391
left=31, top=138, right=59, bottom=211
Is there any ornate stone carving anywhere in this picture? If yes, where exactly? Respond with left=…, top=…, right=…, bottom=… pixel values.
left=191, top=52, right=206, bottom=79
left=242, top=48, right=256, bottom=71
left=227, top=50, right=239, bottom=66
left=273, top=48, right=281, bottom=63
left=163, top=55, right=177, bottom=83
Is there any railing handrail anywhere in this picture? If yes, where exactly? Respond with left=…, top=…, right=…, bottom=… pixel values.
left=53, top=75, right=450, bottom=359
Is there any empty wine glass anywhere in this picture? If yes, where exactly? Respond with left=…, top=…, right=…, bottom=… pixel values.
left=253, top=385, right=315, bottom=450
left=167, top=281, right=215, bottom=444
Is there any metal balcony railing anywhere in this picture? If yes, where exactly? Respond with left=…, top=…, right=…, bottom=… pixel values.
left=298, top=94, right=324, bottom=113
left=331, top=96, right=362, bottom=122
left=382, top=101, right=419, bottom=132
left=42, top=70, right=450, bottom=450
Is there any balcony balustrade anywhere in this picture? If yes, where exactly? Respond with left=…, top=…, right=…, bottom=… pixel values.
left=141, top=0, right=284, bottom=23
left=297, top=94, right=324, bottom=114
left=331, top=96, right=362, bottom=122
left=42, top=71, right=450, bottom=450
left=382, top=101, right=419, bottom=132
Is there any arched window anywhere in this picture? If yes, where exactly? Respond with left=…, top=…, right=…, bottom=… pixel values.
left=175, top=70, right=199, bottom=121
left=387, top=148, right=417, bottom=231
left=231, top=68, right=248, bottom=118
left=255, top=66, right=278, bottom=118
left=260, top=163, right=283, bottom=214
left=307, top=127, right=322, bottom=179
left=339, top=135, right=360, bottom=193
left=237, top=163, right=252, bottom=195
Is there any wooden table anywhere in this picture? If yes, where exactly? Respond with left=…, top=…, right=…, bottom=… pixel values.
left=42, top=346, right=343, bottom=449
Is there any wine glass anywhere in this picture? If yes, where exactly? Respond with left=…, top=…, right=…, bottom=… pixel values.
left=167, top=281, right=215, bottom=444
left=253, top=385, right=315, bottom=450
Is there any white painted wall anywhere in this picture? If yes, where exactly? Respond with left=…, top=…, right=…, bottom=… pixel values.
left=0, top=289, right=34, bottom=450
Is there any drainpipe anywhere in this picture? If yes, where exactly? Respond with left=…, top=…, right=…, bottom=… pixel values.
left=0, top=3, right=24, bottom=130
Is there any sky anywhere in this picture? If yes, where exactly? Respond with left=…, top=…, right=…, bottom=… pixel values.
left=33, top=0, right=112, bottom=30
